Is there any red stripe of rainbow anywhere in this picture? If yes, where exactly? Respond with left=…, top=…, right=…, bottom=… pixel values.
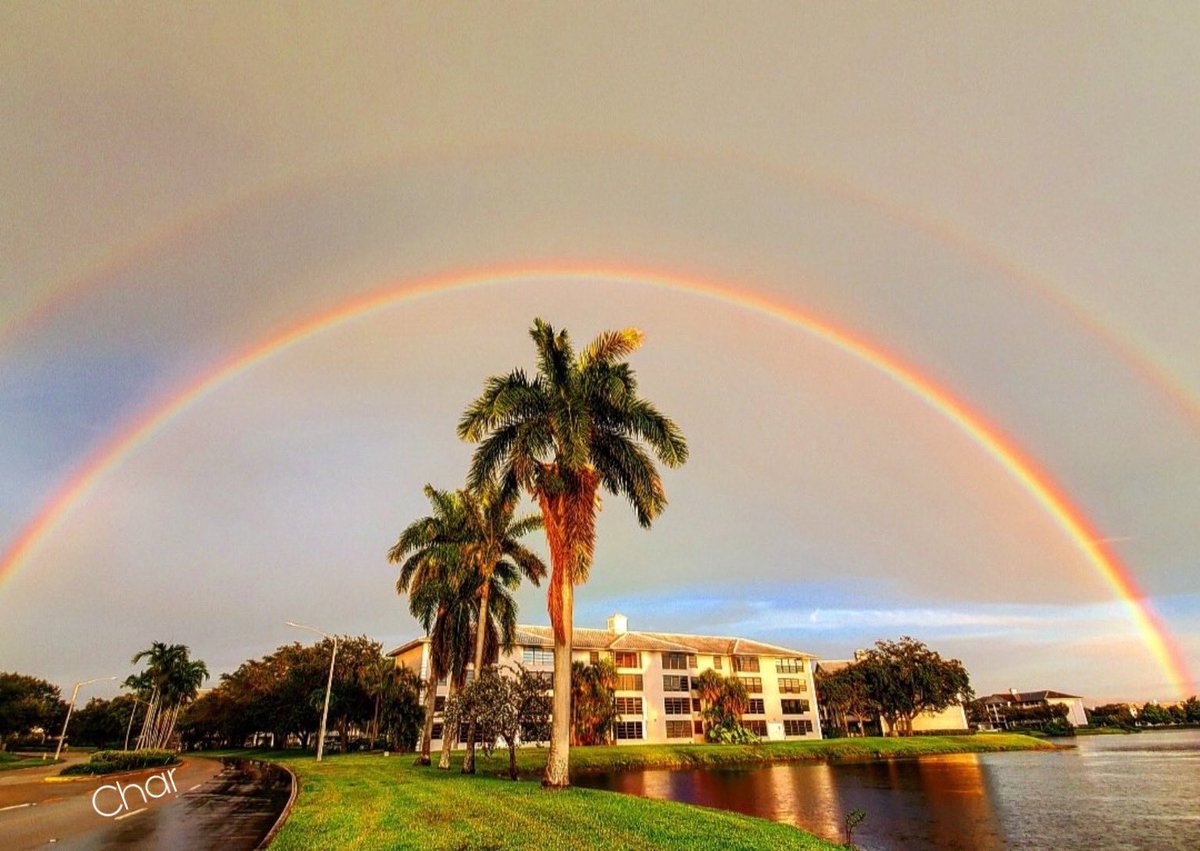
left=2, top=264, right=1191, bottom=696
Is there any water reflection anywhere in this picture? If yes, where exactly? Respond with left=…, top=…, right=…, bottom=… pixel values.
left=576, top=732, right=1200, bottom=850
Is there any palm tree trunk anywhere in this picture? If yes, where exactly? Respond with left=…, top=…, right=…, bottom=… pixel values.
left=462, top=579, right=493, bottom=775
left=417, top=673, right=437, bottom=765
left=543, top=574, right=573, bottom=787
left=438, top=680, right=457, bottom=769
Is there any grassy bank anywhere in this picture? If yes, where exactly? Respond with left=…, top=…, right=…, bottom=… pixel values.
left=0, top=752, right=62, bottom=772
left=244, top=751, right=839, bottom=851
left=508, top=734, right=1053, bottom=776
left=217, top=734, right=1049, bottom=849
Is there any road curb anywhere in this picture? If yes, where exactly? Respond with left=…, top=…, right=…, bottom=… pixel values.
left=256, top=762, right=297, bottom=849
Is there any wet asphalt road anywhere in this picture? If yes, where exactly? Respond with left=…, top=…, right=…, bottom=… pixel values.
left=2, top=758, right=292, bottom=850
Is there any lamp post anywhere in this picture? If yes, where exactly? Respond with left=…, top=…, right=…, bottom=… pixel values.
left=286, top=621, right=338, bottom=762
left=54, top=676, right=117, bottom=761
left=123, top=696, right=146, bottom=751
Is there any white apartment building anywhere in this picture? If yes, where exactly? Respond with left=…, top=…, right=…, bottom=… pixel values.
left=389, top=613, right=823, bottom=747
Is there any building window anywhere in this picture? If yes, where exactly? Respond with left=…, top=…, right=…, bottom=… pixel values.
left=747, top=698, right=765, bottom=715
left=693, top=720, right=705, bottom=735
left=663, top=675, right=690, bottom=692
left=712, top=656, right=722, bottom=670
left=734, top=656, right=760, bottom=673
left=784, top=719, right=813, bottom=736
left=740, top=677, right=762, bottom=694
left=614, top=651, right=641, bottom=669
left=522, top=647, right=554, bottom=666
left=665, top=720, right=692, bottom=738
left=616, top=696, right=643, bottom=715
left=744, top=720, right=768, bottom=736
left=781, top=699, right=811, bottom=715
left=778, top=678, right=806, bottom=694
left=664, top=697, right=691, bottom=715
left=692, top=698, right=702, bottom=712
left=589, top=651, right=600, bottom=664
left=615, top=674, right=644, bottom=691
left=614, top=721, right=644, bottom=740
left=775, top=658, right=805, bottom=674
left=431, top=723, right=444, bottom=740
left=663, top=652, right=697, bottom=670
left=434, top=696, right=446, bottom=713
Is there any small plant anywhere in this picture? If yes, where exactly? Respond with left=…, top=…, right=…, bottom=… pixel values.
left=844, top=808, right=866, bottom=848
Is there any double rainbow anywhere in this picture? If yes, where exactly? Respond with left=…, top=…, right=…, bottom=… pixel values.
left=2, top=265, right=1191, bottom=696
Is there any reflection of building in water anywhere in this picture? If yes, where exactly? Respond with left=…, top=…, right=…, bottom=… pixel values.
left=390, top=613, right=823, bottom=748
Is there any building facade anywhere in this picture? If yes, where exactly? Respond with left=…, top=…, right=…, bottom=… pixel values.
left=978, top=689, right=1088, bottom=728
left=389, top=613, right=823, bottom=748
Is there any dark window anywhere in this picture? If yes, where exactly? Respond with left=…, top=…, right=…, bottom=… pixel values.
left=434, top=696, right=446, bottom=713
left=744, top=720, right=768, bottom=736
left=734, top=656, right=760, bottom=673
left=616, top=696, right=643, bottom=715
left=431, top=722, right=444, bottom=740
left=784, top=719, right=813, bottom=736
left=747, top=698, right=765, bottom=714
left=692, top=698, right=702, bottom=712
left=665, top=720, right=692, bottom=738
left=664, top=697, right=691, bottom=715
left=615, top=674, right=644, bottom=691
left=614, top=721, right=643, bottom=740
left=589, top=651, right=600, bottom=664
left=615, top=651, right=640, bottom=669
left=662, top=675, right=690, bottom=692
left=712, top=656, right=723, bottom=670
left=740, top=677, right=763, bottom=694
left=693, top=720, right=705, bottom=735
left=778, top=678, right=806, bottom=694
left=781, top=699, right=811, bottom=715
left=775, top=658, right=805, bottom=674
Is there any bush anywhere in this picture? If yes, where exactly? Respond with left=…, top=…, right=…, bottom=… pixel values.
left=705, top=724, right=760, bottom=745
left=60, top=749, right=178, bottom=775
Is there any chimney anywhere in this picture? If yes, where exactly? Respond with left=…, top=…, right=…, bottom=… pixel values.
left=607, top=613, right=628, bottom=634
left=1009, top=688, right=1020, bottom=699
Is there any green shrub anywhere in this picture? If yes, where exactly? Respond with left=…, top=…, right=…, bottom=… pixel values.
left=60, top=749, right=178, bottom=775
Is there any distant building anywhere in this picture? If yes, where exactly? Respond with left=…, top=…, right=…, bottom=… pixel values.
left=389, top=613, right=822, bottom=748
left=978, top=689, right=1088, bottom=728
left=814, top=659, right=970, bottom=736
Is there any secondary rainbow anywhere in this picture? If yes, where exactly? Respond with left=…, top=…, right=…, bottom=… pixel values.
left=1, top=264, right=1191, bottom=697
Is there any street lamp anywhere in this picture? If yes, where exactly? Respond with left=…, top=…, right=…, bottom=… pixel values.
left=286, top=621, right=338, bottom=762
left=123, top=696, right=147, bottom=751
left=54, top=676, right=117, bottom=761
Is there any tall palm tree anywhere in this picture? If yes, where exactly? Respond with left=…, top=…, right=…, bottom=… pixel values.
left=391, top=486, right=473, bottom=766
left=390, top=486, right=532, bottom=769
left=458, top=318, right=688, bottom=787
left=457, top=485, right=546, bottom=773
left=129, top=642, right=208, bottom=750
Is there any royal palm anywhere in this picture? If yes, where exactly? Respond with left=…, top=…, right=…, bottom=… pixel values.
left=459, top=319, right=687, bottom=787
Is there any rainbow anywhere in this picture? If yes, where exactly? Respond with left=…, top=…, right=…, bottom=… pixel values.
left=1, top=264, right=1192, bottom=696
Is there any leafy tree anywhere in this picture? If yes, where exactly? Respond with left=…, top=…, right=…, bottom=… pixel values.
left=0, top=672, right=64, bottom=750
left=1087, top=703, right=1137, bottom=730
left=816, top=665, right=871, bottom=737
left=71, top=695, right=139, bottom=748
left=443, top=665, right=551, bottom=779
left=570, top=659, right=619, bottom=745
left=1137, top=702, right=1172, bottom=727
left=1185, top=696, right=1200, bottom=724
left=856, top=637, right=972, bottom=736
left=459, top=319, right=688, bottom=787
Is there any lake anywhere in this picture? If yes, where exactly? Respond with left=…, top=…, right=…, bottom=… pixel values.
left=574, top=730, right=1200, bottom=850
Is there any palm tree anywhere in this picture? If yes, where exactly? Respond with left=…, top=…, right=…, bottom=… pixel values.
left=128, top=642, right=208, bottom=750
left=459, top=318, right=688, bottom=787
left=390, top=486, right=531, bottom=769
left=390, top=486, right=473, bottom=766
left=458, top=485, right=546, bottom=773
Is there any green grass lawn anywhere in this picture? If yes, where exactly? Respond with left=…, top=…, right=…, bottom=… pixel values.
left=0, top=752, right=62, bottom=771
left=215, top=734, right=1049, bottom=849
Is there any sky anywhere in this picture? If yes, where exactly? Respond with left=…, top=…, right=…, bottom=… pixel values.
left=1, top=4, right=1197, bottom=706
